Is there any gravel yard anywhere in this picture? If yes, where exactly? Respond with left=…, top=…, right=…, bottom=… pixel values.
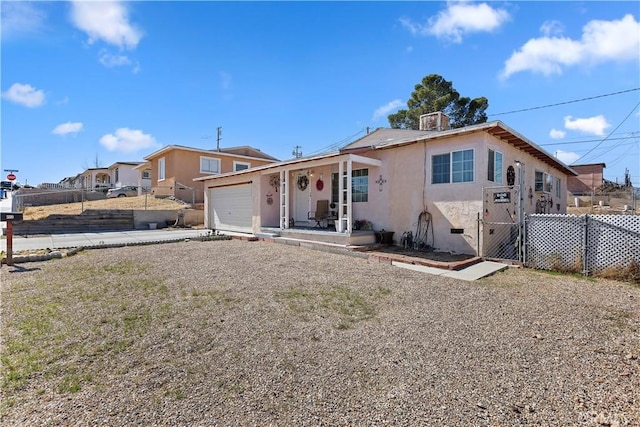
left=1, top=239, right=639, bottom=426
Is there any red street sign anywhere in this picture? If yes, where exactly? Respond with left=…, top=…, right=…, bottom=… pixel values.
left=7, top=173, right=16, bottom=181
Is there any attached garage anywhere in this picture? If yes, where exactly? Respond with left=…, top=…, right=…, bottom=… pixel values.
left=209, top=183, right=253, bottom=233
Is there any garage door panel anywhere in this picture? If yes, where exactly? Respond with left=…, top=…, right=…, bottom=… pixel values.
left=211, top=184, right=252, bottom=232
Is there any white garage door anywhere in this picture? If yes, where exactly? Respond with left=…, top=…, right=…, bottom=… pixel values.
left=210, top=184, right=253, bottom=233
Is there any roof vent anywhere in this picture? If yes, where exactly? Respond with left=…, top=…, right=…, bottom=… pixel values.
left=419, top=112, right=450, bottom=131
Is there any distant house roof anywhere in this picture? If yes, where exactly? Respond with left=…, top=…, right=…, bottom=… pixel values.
left=144, top=144, right=279, bottom=162
left=344, top=128, right=437, bottom=150
left=107, top=161, right=145, bottom=169
left=569, top=163, right=607, bottom=169
left=218, top=146, right=279, bottom=161
left=343, top=121, right=577, bottom=176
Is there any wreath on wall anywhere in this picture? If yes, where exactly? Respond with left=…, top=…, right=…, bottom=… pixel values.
left=297, top=175, right=309, bottom=191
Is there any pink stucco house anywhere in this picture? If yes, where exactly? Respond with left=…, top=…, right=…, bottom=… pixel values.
left=566, top=163, right=606, bottom=194
left=197, top=113, right=577, bottom=256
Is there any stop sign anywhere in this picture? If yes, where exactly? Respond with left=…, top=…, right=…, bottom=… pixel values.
left=7, top=173, right=16, bottom=181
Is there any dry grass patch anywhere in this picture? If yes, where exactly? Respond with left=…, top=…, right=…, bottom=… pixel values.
left=1, top=241, right=639, bottom=426
left=23, top=196, right=187, bottom=220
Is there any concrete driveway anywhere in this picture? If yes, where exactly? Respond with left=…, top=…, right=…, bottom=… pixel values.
left=0, top=228, right=212, bottom=253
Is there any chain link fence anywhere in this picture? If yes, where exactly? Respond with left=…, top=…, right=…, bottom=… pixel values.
left=481, top=185, right=522, bottom=261
left=568, top=188, right=638, bottom=215
left=10, top=187, right=154, bottom=213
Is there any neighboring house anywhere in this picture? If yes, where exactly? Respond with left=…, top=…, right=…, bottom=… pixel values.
left=59, top=176, right=77, bottom=189
left=142, top=145, right=279, bottom=204
left=197, top=112, right=577, bottom=256
left=79, top=168, right=111, bottom=190
left=567, top=163, right=606, bottom=194
left=107, top=161, right=150, bottom=192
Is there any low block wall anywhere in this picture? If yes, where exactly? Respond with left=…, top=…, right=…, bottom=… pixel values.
left=132, top=209, right=204, bottom=229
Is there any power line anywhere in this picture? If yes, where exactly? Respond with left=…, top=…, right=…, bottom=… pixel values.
left=539, top=133, right=640, bottom=147
left=489, top=87, right=640, bottom=117
left=573, top=101, right=640, bottom=164
left=305, top=128, right=368, bottom=157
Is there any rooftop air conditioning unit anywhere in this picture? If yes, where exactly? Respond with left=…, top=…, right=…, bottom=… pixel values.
left=419, top=112, right=450, bottom=131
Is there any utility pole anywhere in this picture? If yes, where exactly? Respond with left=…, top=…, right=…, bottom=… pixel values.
left=216, top=127, right=222, bottom=151
left=292, top=145, right=303, bottom=158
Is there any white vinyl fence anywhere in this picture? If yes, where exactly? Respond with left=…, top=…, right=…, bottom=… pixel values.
left=525, top=214, right=640, bottom=276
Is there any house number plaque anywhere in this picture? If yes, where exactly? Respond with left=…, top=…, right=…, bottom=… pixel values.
left=493, top=191, right=511, bottom=203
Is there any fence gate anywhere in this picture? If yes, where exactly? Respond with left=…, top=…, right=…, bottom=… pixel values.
left=481, top=185, right=522, bottom=261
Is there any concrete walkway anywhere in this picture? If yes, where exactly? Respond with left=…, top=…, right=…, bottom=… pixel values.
left=0, top=229, right=213, bottom=253
left=392, top=260, right=509, bottom=281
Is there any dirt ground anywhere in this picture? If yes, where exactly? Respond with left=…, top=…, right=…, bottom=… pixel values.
left=1, top=240, right=638, bottom=426
left=22, top=196, right=189, bottom=220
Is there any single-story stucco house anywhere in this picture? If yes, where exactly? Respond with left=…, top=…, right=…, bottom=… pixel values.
left=196, top=112, right=577, bottom=256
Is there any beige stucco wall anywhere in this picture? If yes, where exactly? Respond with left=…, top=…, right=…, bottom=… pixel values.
left=148, top=148, right=274, bottom=204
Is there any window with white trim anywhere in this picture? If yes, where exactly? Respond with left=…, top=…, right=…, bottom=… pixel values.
left=535, top=170, right=553, bottom=193
left=432, top=149, right=474, bottom=184
left=158, top=158, right=165, bottom=181
left=487, top=149, right=503, bottom=183
left=233, top=161, right=250, bottom=171
left=555, top=177, right=561, bottom=198
left=545, top=173, right=553, bottom=193
left=200, top=156, right=220, bottom=174
left=331, top=170, right=369, bottom=203
left=142, top=170, right=151, bottom=179
left=352, top=169, right=369, bottom=202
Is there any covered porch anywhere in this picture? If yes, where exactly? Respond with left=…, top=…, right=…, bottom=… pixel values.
left=258, top=152, right=382, bottom=245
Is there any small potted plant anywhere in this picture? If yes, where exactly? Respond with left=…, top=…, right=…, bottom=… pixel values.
left=354, top=219, right=372, bottom=230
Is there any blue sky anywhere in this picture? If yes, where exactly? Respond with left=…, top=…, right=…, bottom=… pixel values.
left=1, top=1, right=639, bottom=187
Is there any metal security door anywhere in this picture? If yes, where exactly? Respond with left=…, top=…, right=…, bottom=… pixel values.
left=481, top=185, right=522, bottom=261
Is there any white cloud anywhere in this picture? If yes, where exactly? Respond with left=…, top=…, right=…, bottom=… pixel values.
left=70, top=1, right=142, bottom=49
left=372, top=99, right=404, bottom=121
left=401, top=2, right=510, bottom=43
left=501, top=14, right=640, bottom=79
left=555, top=150, right=581, bottom=165
left=540, top=20, right=564, bottom=37
left=52, top=122, right=83, bottom=136
left=1, top=83, right=46, bottom=107
left=99, top=52, right=132, bottom=67
left=564, top=115, right=610, bottom=136
left=0, top=2, right=46, bottom=38
left=549, top=129, right=566, bottom=139
left=100, top=128, right=158, bottom=153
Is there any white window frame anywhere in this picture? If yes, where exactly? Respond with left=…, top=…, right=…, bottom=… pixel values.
left=142, top=170, right=151, bottom=180
left=432, top=148, right=474, bottom=184
left=535, top=170, right=553, bottom=193
left=158, top=157, right=166, bottom=181
left=233, top=161, right=251, bottom=171
left=351, top=168, right=369, bottom=203
left=545, top=173, right=553, bottom=193
left=200, top=156, right=221, bottom=174
left=487, top=149, right=503, bottom=183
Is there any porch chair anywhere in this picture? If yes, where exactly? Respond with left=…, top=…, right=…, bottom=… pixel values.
left=308, top=199, right=329, bottom=227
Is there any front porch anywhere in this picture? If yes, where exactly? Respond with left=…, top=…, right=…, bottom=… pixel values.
left=260, top=226, right=377, bottom=246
